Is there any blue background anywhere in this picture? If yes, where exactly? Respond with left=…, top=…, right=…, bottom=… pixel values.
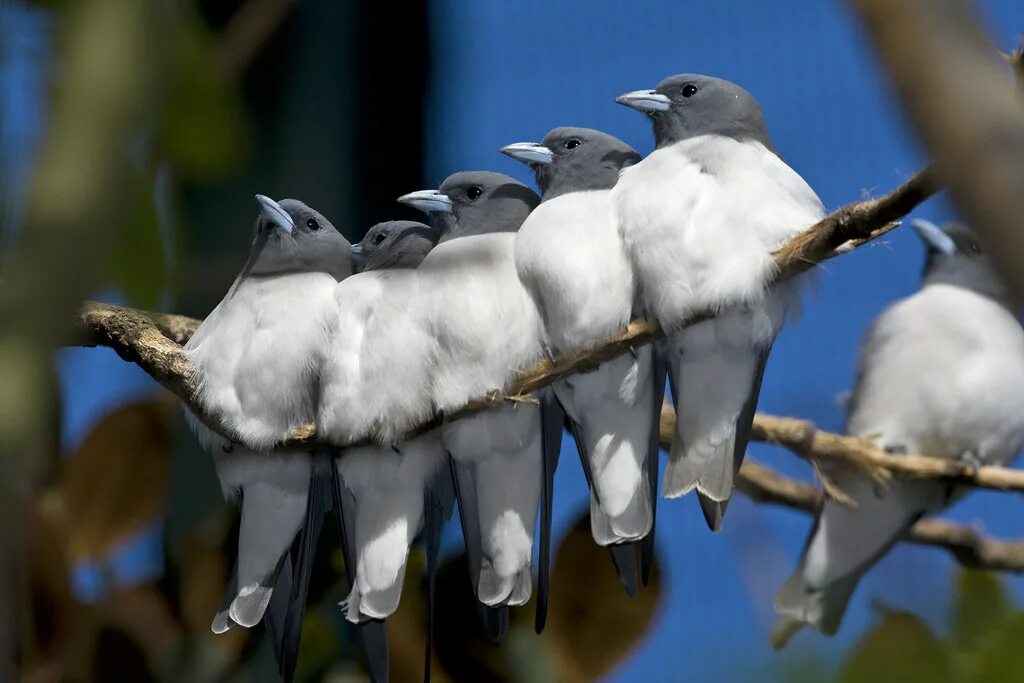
left=7, top=1, right=1024, bottom=680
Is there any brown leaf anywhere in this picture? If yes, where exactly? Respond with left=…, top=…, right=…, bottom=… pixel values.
left=58, top=400, right=172, bottom=561
left=544, top=512, right=663, bottom=683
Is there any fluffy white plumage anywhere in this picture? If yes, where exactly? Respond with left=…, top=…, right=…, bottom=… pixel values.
left=775, top=275, right=1024, bottom=639
left=336, top=436, right=446, bottom=622
left=516, top=189, right=654, bottom=544
left=612, top=135, right=823, bottom=504
left=317, top=269, right=435, bottom=445
left=421, top=232, right=547, bottom=605
left=185, top=272, right=340, bottom=451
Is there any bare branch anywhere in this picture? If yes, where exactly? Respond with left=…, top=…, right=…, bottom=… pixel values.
left=854, top=0, right=1024, bottom=299
left=734, top=458, right=1024, bottom=574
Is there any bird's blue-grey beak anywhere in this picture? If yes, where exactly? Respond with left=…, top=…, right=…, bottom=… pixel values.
left=615, top=89, right=671, bottom=113
left=255, top=194, right=295, bottom=234
left=910, top=219, right=956, bottom=255
left=500, top=142, right=554, bottom=166
left=351, top=243, right=367, bottom=271
left=397, top=189, right=454, bottom=214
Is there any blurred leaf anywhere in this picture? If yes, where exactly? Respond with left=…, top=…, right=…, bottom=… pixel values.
left=105, top=169, right=166, bottom=309
left=295, top=611, right=341, bottom=683
left=839, top=611, right=955, bottom=683
left=159, top=8, right=246, bottom=181
left=92, top=626, right=158, bottom=683
left=972, top=613, right=1024, bottom=683
left=951, top=570, right=1009, bottom=651
left=544, top=512, right=663, bottom=683
left=58, top=400, right=172, bottom=561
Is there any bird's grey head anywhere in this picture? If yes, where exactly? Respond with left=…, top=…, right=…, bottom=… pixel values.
left=500, top=127, right=642, bottom=201
left=396, top=171, right=539, bottom=242
left=246, top=195, right=351, bottom=280
left=352, top=220, right=440, bottom=272
left=616, top=74, right=772, bottom=150
left=913, top=219, right=1011, bottom=302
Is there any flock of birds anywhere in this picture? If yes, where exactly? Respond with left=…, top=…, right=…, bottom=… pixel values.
left=180, top=73, right=1024, bottom=682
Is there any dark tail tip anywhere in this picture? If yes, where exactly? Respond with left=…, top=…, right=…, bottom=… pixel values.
left=697, top=492, right=728, bottom=533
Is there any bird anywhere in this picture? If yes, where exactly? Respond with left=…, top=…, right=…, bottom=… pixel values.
left=182, top=195, right=351, bottom=683
left=503, top=127, right=664, bottom=595
left=351, top=220, right=440, bottom=273
left=613, top=74, right=824, bottom=531
left=312, top=216, right=448, bottom=683
left=771, top=219, right=1024, bottom=647
left=397, top=173, right=566, bottom=636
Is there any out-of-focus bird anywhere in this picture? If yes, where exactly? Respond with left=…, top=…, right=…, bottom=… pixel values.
left=182, top=195, right=351, bottom=683
left=398, top=173, right=565, bottom=636
left=504, top=127, right=664, bottom=595
left=772, top=219, right=1024, bottom=647
left=614, top=74, right=824, bottom=531
left=351, top=220, right=440, bottom=273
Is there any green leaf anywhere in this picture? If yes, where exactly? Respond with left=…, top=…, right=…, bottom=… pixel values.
left=839, top=611, right=955, bottom=683
left=972, top=613, right=1024, bottom=683
left=951, top=570, right=1009, bottom=651
left=158, top=8, right=246, bottom=181
left=105, top=168, right=166, bottom=309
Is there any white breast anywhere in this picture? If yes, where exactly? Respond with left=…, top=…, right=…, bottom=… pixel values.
left=185, top=271, right=340, bottom=451
left=419, top=233, right=546, bottom=412
left=611, top=135, right=824, bottom=327
left=848, top=284, right=1024, bottom=464
left=515, top=190, right=635, bottom=351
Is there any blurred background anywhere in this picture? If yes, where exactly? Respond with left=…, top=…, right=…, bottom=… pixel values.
left=3, top=0, right=1024, bottom=681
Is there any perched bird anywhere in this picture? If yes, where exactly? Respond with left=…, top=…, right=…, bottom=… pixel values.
left=313, top=216, right=447, bottom=683
left=351, top=220, right=440, bottom=273
left=183, top=195, right=351, bottom=682
left=772, top=220, right=1024, bottom=647
left=614, top=74, right=824, bottom=530
left=398, top=173, right=564, bottom=636
left=504, top=127, right=664, bottom=594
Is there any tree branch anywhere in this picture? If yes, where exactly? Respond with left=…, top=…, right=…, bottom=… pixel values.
left=854, top=0, right=1024, bottom=299
left=75, top=166, right=940, bottom=450
left=734, top=458, right=1024, bottom=574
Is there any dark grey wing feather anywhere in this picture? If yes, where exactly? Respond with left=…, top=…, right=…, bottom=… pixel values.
left=536, top=388, right=564, bottom=633
left=641, top=349, right=668, bottom=586
left=696, top=345, right=772, bottom=532
left=332, top=461, right=390, bottom=683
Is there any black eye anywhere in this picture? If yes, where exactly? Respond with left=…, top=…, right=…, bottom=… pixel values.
left=564, top=138, right=582, bottom=150
left=306, top=218, right=321, bottom=231
left=969, top=241, right=982, bottom=254
left=681, top=84, right=699, bottom=98
left=373, top=232, right=387, bottom=245
left=466, top=186, right=483, bottom=200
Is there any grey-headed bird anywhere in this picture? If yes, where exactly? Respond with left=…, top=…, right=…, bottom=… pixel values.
left=316, top=173, right=542, bottom=670
left=352, top=220, right=440, bottom=273
left=504, top=127, right=664, bottom=596
left=397, top=173, right=562, bottom=637
left=614, top=75, right=824, bottom=531
left=772, top=220, right=1024, bottom=647
left=184, top=195, right=351, bottom=683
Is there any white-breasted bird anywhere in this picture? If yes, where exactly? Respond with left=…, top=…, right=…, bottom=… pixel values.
left=398, top=173, right=566, bottom=637
left=614, top=74, right=824, bottom=531
left=504, top=127, right=664, bottom=594
left=183, top=195, right=351, bottom=683
left=317, top=172, right=543, bottom=663
left=772, top=220, right=1024, bottom=647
